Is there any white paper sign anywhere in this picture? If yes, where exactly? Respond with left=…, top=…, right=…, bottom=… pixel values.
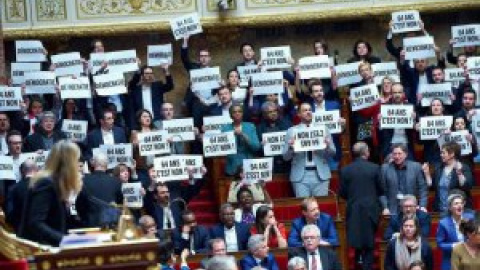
left=11, top=62, right=41, bottom=85
left=243, top=158, right=273, bottom=184
left=122, top=182, right=143, bottom=208
left=19, top=151, right=50, bottom=169
left=61, top=120, right=88, bottom=142
left=203, top=116, right=232, bottom=134
left=451, top=24, right=480, bottom=48
left=403, top=36, right=436, bottom=60
left=15, top=40, right=46, bottom=62
left=298, top=55, right=331, bottom=79
left=419, top=83, right=453, bottom=107
left=24, top=71, right=56, bottom=94
left=153, top=156, right=189, bottom=181
left=237, top=65, right=262, bottom=81
left=203, top=132, right=237, bottom=157
left=372, top=62, right=400, bottom=85
left=51, top=52, right=83, bottom=77
left=161, top=118, right=195, bottom=142
left=312, top=110, right=342, bottom=134
left=444, top=68, right=466, bottom=82
left=137, top=130, right=171, bottom=156
left=175, top=155, right=204, bottom=179
left=262, top=131, right=286, bottom=156
left=467, top=57, right=480, bottom=81
left=391, top=10, right=421, bottom=34
left=0, top=156, right=15, bottom=180
left=250, top=71, right=284, bottom=95
left=471, top=110, right=480, bottom=142
left=293, top=125, right=327, bottom=152
left=190, top=67, right=221, bottom=99
left=380, top=105, right=414, bottom=129
left=93, top=73, right=127, bottom=96
left=90, top=50, right=138, bottom=74
left=169, top=13, right=203, bottom=40
left=59, top=76, right=92, bottom=99
left=0, top=86, right=22, bottom=111
left=419, top=116, right=453, bottom=140
left=100, top=144, right=133, bottom=169
left=350, top=84, right=380, bottom=111
left=334, top=62, right=362, bottom=87
left=437, top=130, right=472, bottom=156
left=148, top=44, right=173, bottom=66
left=260, top=46, right=292, bottom=70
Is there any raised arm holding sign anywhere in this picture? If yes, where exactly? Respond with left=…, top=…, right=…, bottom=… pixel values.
left=170, top=13, right=203, bottom=40
left=148, top=44, right=173, bottom=66
left=51, top=52, right=83, bottom=77
left=451, top=24, right=480, bottom=48
left=260, top=46, right=292, bottom=70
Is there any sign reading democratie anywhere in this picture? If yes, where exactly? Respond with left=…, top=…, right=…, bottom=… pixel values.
left=419, top=116, right=453, bottom=140
left=298, top=55, right=331, bottom=79
left=403, top=36, right=436, bottom=60
left=437, top=130, right=472, bottom=156
left=202, top=115, right=232, bottom=134
left=122, top=182, right=143, bottom=208
left=203, top=132, right=237, bottom=157
left=15, top=40, right=47, bottom=62
left=444, top=68, right=466, bottom=82
left=243, top=158, right=273, bottom=184
left=24, top=71, right=56, bottom=94
left=293, top=125, right=327, bottom=152
left=153, top=156, right=189, bottom=182
left=349, top=84, right=380, bottom=111
left=93, top=73, right=127, bottom=96
left=250, top=71, right=284, bottom=95
left=391, top=10, right=421, bottom=34
left=313, top=110, right=342, bottom=134
left=147, top=44, right=173, bottom=66
left=372, top=62, right=400, bottom=85
left=137, top=130, right=171, bottom=156
left=90, top=50, right=138, bottom=74
left=11, top=62, right=41, bottom=85
left=100, top=144, right=133, bottom=169
left=451, top=24, right=480, bottom=48
left=380, top=105, right=414, bottom=129
left=161, top=118, right=195, bottom=142
left=51, top=52, right=83, bottom=77
left=58, top=76, right=91, bottom=99
left=0, top=86, right=22, bottom=111
left=467, top=57, right=480, bottom=81
left=61, top=120, right=88, bottom=142
left=262, top=131, right=287, bottom=156
left=418, top=83, right=453, bottom=107
left=334, top=62, right=362, bottom=87
left=260, top=46, right=292, bottom=70
left=169, top=13, right=203, bottom=40
left=0, top=156, right=15, bottom=180
left=190, top=67, right=221, bottom=100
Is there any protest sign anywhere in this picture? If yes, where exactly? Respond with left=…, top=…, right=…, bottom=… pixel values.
left=93, top=73, right=127, bottom=96
left=161, top=118, right=195, bottom=142
left=467, top=57, right=480, bottom=81
left=20, top=151, right=50, bottom=169
left=260, top=46, right=292, bottom=70
left=312, top=110, right=342, bottom=134
left=419, top=116, right=453, bottom=140
left=90, top=50, right=138, bottom=74
left=61, top=120, right=88, bottom=142
left=122, top=182, right=143, bottom=208
left=471, top=110, right=480, bottom=142
left=147, top=44, right=173, bottom=66
left=250, top=71, right=284, bottom=95
left=11, top=62, right=41, bottom=85
left=391, top=10, right=421, bottom=34
left=203, top=132, right=236, bottom=157
left=24, top=71, right=56, bottom=94
left=203, top=115, right=232, bottom=134
left=372, top=62, right=400, bottom=85
left=243, top=158, right=273, bottom=184
left=293, top=125, right=327, bottom=152
left=100, top=144, right=133, bottom=169
left=438, top=130, right=472, bottom=156
left=232, top=87, right=247, bottom=102
left=0, top=86, right=22, bottom=111
left=403, top=36, right=436, bottom=60
left=298, top=55, right=331, bottom=79
left=15, top=40, right=46, bottom=62
left=0, top=156, right=15, bottom=180
left=237, top=65, right=262, bottom=82
left=334, top=62, right=362, bottom=87
left=175, top=155, right=204, bottom=179
left=451, top=24, right=480, bottom=48
left=137, top=130, right=170, bottom=156
left=170, top=13, right=203, bottom=40
left=190, top=67, right=221, bottom=100
left=444, top=68, right=466, bottom=82
left=51, top=52, right=83, bottom=77
left=58, top=76, right=91, bottom=99
left=380, top=105, right=414, bottom=129
left=262, top=131, right=287, bottom=156
left=153, top=155, right=189, bottom=181
left=350, top=84, right=380, bottom=111
left=418, top=83, right=453, bottom=107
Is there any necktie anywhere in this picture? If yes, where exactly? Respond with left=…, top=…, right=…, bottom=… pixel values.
left=306, top=125, right=313, bottom=162
left=311, top=252, right=317, bottom=270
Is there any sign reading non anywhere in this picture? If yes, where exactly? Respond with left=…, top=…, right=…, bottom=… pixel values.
left=260, top=46, right=292, bottom=70
left=391, top=10, right=421, bottom=34
left=137, top=130, right=171, bottom=156
left=169, top=13, right=203, bottom=40
left=61, top=120, right=88, bottom=142
left=451, top=24, right=480, bottom=48
left=293, top=125, right=327, bottom=152
left=203, top=132, right=237, bottom=157
left=419, top=116, right=453, bottom=140
left=438, top=130, right=472, bottom=156
left=20, top=151, right=50, bottom=170
left=312, top=110, right=342, bottom=134
left=350, top=84, right=380, bottom=111
left=153, top=156, right=189, bottom=182
left=444, top=68, right=466, bottom=82
left=262, top=131, right=287, bottom=156
left=467, top=57, right=480, bottom=81
left=380, top=105, right=414, bottom=129
left=0, top=86, right=22, bottom=111
left=122, top=182, right=143, bottom=208
left=100, top=144, right=133, bottom=169
left=243, top=158, right=273, bottom=184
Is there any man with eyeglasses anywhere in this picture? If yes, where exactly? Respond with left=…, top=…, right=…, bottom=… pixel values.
left=240, top=234, right=279, bottom=270
left=288, top=224, right=342, bottom=270
left=173, top=210, right=210, bottom=255
left=0, top=130, right=24, bottom=211
left=383, top=195, right=431, bottom=240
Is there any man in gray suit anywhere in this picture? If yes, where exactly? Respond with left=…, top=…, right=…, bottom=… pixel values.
left=380, top=143, right=428, bottom=215
left=283, top=103, right=336, bottom=197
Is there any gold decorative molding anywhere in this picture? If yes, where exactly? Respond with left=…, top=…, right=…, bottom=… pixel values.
left=36, top=0, right=67, bottom=21
left=207, top=0, right=238, bottom=12
left=4, top=0, right=27, bottom=23
left=246, top=0, right=366, bottom=9
left=4, top=0, right=480, bottom=39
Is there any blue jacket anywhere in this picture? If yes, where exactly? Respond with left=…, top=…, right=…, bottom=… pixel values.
left=209, top=222, right=251, bottom=251
left=84, top=126, right=127, bottom=160
left=240, top=253, right=279, bottom=270
left=287, top=214, right=339, bottom=247
left=173, top=225, right=210, bottom=254
left=221, top=122, right=261, bottom=175
left=436, top=211, right=475, bottom=270
left=130, top=75, right=174, bottom=123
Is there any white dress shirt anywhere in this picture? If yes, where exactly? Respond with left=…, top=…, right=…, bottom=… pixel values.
left=102, top=129, right=114, bottom=145
left=141, top=85, right=154, bottom=116
left=308, top=251, right=323, bottom=270
left=162, top=206, right=176, bottom=229
left=224, top=225, right=239, bottom=252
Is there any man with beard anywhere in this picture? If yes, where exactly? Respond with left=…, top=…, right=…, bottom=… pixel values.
left=209, top=203, right=251, bottom=252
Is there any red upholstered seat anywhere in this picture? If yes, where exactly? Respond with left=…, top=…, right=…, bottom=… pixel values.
left=474, top=168, right=480, bottom=186
left=0, top=260, right=29, bottom=270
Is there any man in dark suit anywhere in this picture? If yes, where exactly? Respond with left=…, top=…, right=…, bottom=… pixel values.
left=240, top=234, right=279, bottom=270
left=23, top=111, right=66, bottom=152
left=288, top=224, right=342, bottom=270
left=339, top=142, right=382, bottom=270
left=173, top=210, right=210, bottom=254
left=210, top=203, right=251, bottom=252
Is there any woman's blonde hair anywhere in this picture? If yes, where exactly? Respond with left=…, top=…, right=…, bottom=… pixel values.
left=30, top=140, right=82, bottom=201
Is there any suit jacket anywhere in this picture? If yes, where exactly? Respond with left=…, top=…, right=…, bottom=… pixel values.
left=82, top=171, right=123, bottom=204
left=380, top=160, right=428, bottom=214
left=400, top=60, right=446, bottom=104
left=209, top=222, right=251, bottom=251
left=436, top=212, right=475, bottom=270
left=23, top=130, right=67, bottom=152
left=240, top=253, right=279, bottom=270
left=383, top=210, right=432, bottom=240
left=287, top=214, right=339, bottom=248
left=283, top=123, right=336, bottom=183
left=384, top=237, right=433, bottom=270
left=84, top=127, right=127, bottom=160
left=288, top=247, right=342, bottom=270
left=6, top=176, right=31, bottom=232
left=130, top=76, right=174, bottom=122
left=221, top=122, right=261, bottom=175
left=173, top=225, right=210, bottom=254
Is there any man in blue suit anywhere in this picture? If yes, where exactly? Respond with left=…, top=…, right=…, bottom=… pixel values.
left=210, top=203, right=251, bottom=252
left=240, top=234, right=279, bottom=270
left=288, top=198, right=339, bottom=248
left=173, top=210, right=210, bottom=254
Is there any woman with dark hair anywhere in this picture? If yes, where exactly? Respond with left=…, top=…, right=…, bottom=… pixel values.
left=440, top=115, right=478, bottom=170
left=130, top=109, right=157, bottom=170
left=57, top=98, right=88, bottom=131
left=226, top=69, right=247, bottom=104
left=234, top=185, right=272, bottom=225
left=384, top=216, right=433, bottom=270
left=250, top=205, right=287, bottom=248
left=22, top=95, right=44, bottom=136
left=451, top=217, right=480, bottom=270
left=347, top=40, right=381, bottom=64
